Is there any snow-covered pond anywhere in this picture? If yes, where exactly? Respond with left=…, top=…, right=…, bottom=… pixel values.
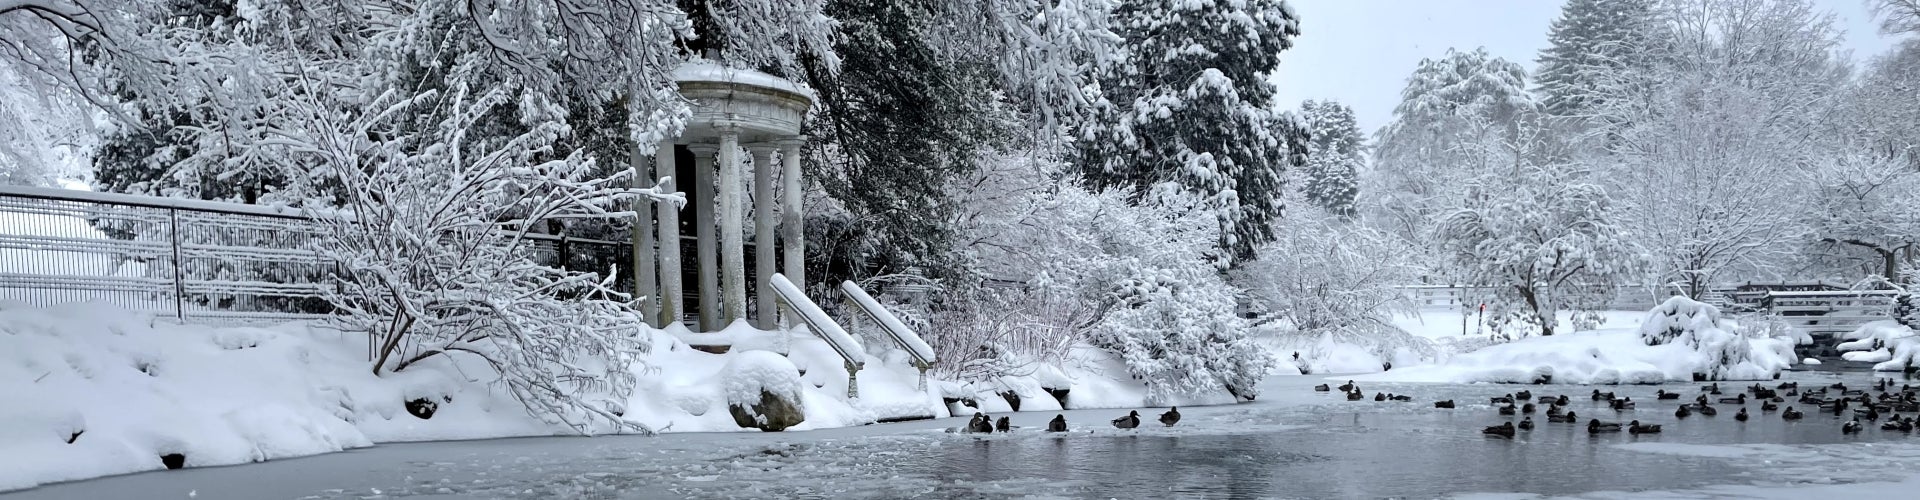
left=11, top=370, right=1920, bottom=499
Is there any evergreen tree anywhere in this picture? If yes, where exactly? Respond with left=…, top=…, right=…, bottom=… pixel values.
left=1075, top=0, right=1302, bottom=264
left=1534, top=0, right=1659, bottom=118
left=801, top=0, right=1011, bottom=284
left=1298, top=100, right=1362, bottom=217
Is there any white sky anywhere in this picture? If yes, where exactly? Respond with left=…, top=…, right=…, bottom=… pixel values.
left=1269, top=0, right=1905, bottom=134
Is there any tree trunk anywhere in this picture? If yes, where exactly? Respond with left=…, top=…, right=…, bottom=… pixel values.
left=1518, top=285, right=1551, bottom=337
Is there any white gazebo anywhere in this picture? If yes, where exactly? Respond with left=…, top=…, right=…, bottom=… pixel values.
left=631, top=60, right=813, bottom=332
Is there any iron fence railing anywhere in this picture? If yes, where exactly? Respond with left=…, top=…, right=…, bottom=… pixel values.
left=0, top=185, right=633, bottom=324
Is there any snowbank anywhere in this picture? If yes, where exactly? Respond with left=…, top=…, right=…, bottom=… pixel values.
left=1356, top=298, right=1797, bottom=385
left=0, top=302, right=1185, bottom=492
left=1837, top=321, right=1920, bottom=372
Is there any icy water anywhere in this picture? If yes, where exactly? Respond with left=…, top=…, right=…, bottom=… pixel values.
left=11, top=370, right=1920, bottom=500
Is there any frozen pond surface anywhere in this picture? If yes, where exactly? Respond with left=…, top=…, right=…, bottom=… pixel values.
left=11, top=370, right=1920, bottom=499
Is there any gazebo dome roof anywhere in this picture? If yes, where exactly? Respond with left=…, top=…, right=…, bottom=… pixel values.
left=672, top=60, right=814, bottom=143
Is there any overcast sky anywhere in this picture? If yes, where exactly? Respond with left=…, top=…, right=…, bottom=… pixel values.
left=1269, top=0, right=1904, bottom=134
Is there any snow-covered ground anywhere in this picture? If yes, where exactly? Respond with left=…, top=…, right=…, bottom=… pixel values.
left=0, top=302, right=1179, bottom=492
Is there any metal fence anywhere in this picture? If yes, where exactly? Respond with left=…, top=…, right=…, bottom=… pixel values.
left=0, top=185, right=632, bottom=324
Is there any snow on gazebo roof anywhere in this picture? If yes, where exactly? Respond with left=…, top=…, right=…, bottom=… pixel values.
left=671, top=59, right=815, bottom=103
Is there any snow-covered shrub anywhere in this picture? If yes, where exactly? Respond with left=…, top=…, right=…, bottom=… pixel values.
left=945, top=154, right=1271, bottom=400
left=1639, top=296, right=1727, bottom=346
left=271, top=85, right=679, bottom=435
left=1234, top=199, right=1434, bottom=366
left=1838, top=321, right=1920, bottom=371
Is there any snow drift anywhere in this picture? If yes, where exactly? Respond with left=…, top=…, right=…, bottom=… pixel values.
left=1836, top=321, right=1920, bottom=372
left=1356, top=297, right=1796, bottom=385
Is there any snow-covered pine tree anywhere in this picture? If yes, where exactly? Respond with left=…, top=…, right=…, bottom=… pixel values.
left=1534, top=0, right=1659, bottom=118
left=1298, top=100, right=1362, bottom=217
left=1075, top=0, right=1302, bottom=264
left=1436, top=162, right=1644, bottom=338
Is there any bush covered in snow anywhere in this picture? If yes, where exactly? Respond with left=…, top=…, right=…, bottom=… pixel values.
left=1636, top=297, right=1792, bottom=380
left=1837, top=321, right=1920, bottom=371
left=1639, top=296, right=1727, bottom=346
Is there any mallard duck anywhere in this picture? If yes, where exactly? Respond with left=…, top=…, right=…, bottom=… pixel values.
left=1313, top=384, right=1331, bottom=392
left=1518, top=417, right=1535, bottom=430
left=1391, top=394, right=1413, bottom=402
left=1697, top=403, right=1718, bottom=417
left=1656, top=389, right=1681, bottom=400
left=1484, top=422, right=1516, bottom=438
left=1047, top=414, right=1068, bottom=432
left=1521, top=403, right=1536, bottom=414
left=1555, top=395, right=1571, bottom=406
left=1499, top=404, right=1517, bottom=416
left=1338, top=380, right=1356, bottom=392
left=1777, top=382, right=1798, bottom=391
left=1628, top=420, right=1662, bottom=434
left=1546, top=404, right=1565, bottom=417
left=1375, top=392, right=1387, bottom=402
left=1762, top=400, right=1779, bottom=412
left=1782, top=407, right=1805, bottom=420
left=968, top=413, right=994, bottom=433
left=1537, top=396, right=1559, bottom=405
left=1860, top=407, right=1881, bottom=421
left=1611, top=398, right=1636, bottom=410
left=1516, top=390, right=1534, bottom=401
left=1592, top=390, right=1614, bottom=401
left=1735, top=408, right=1749, bottom=422
left=1549, top=411, right=1579, bottom=423
left=1347, top=390, right=1365, bottom=401
left=1111, top=410, right=1141, bottom=430
left=1159, top=407, right=1181, bottom=427
left=1900, top=418, right=1915, bottom=432
left=1704, top=383, right=1722, bottom=395
left=1588, top=419, right=1623, bottom=433
left=1491, top=394, right=1515, bottom=405
left=1719, top=394, right=1747, bottom=405
left=1831, top=382, right=1848, bottom=391
left=1843, top=418, right=1863, bottom=434
left=1434, top=400, right=1456, bottom=409
left=1675, top=405, right=1691, bottom=419
left=996, top=416, right=1012, bottom=433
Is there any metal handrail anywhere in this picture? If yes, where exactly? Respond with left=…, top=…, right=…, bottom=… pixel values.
left=838, top=280, right=936, bottom=368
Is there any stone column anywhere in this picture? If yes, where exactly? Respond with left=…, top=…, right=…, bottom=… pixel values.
left=630, top=142, right=658, bottom=326
left=655, top=141, right=682, bottom=329
left=778, top=138, right=806, bottom=299
left=690, top=143, right=720, bottom=332
left=718, top=128, right=747, bottom=326
left=750, top=145, right=777, bottom=330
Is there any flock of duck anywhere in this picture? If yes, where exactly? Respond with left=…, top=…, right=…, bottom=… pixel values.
left=1313, top=378, right=1920, bottom=438
left=958, top=407, right=1182, bottom=434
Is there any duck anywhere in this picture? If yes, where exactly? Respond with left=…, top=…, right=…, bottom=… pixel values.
left=1588, top=419, right=1624, bottom=433
left=1518, top=417, right=1535, bottom=430
left=1592, top=390, right=1615, bottom=401
left=1783, top=407, right=1805, bottom=420
left=1111, top=410, right=1141, bottom=430
left=1656, top=389, right=1681, bottom=400
left=1882, top=418, right=1906, bottom=431
left=1777, top=382, right=1798, bottom=391
left=1521, top=403, right=1536, bottom=414
left=1313, top=384, right=1331, bottom=392
left=1160, top=407, right=1181, bottom=427
left=1434, top=400, right=1456, bottom=409
left=1546, top=404, right=1565, bottom=417
left=996, top=416, right=1012, bottom=433
left=1719, top=394, right=1747, bottom=405
left=1516, top=390, right=1534, bottom=401
left=1555, top=395, right=1571, bottom=406
left=1675, top=405, right=1691, bottom=419
left=1704, top=383, right=1722, bottom=395
left=1483, top=422, right=1517, bottom=438
left=967, top=413, right=995, bottom=433
left=1762, top=400, right=1779, bottom=412
left=1611, top=398, right=1636, bottom=411
left=1843, top=418, right=1863, bottom=434
left=1548, top=410, right=1579, bottom=423
left=1338, top=380, right=1356, bottom=392
left=1047, top=414, right=1068, bottom=432
left=1860, top=406, right=1880, bottom=421
left=1628, top=420, right=1663, bottom=434
left=1490, top=394, right=1515, bottom=405
left=1391, top=394, right=1413, bottom=402
left=1538, top=395, right=1559, bottom=405
left=1735, top=408, right=1749, bottom=422
left=1499, top=404, right=1517, bottom=416
left=1900, top=418, right=1916, bottom=432
left=1375, top=392, right=1387, bottom=402
left=1347, top=390, right=1364, bottom=401
left=1697, top=403, right=1718, bottom=417
left=1831, top=382, right=1848, bottom=391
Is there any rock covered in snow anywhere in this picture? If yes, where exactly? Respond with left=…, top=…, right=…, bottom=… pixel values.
left=1839, top=321, right=1920, bottom=372
left=721, top=351, right=807, bottom=432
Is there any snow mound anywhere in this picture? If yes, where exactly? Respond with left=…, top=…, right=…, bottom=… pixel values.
left=1839, top=321, right=1920, bottom=372
left=1357, top=297, right=1796, bottom=385
left=721, top=351, right=805, bottom=405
